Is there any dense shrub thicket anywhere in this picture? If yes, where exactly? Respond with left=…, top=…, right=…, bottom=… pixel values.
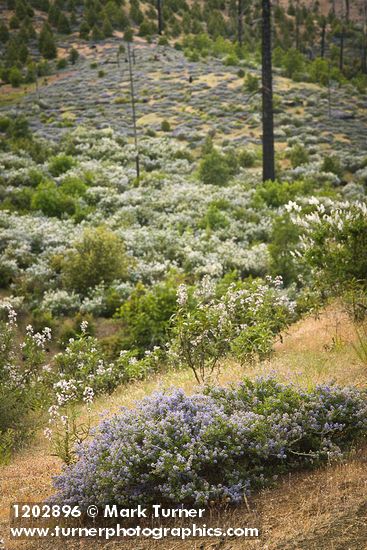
left=52, top=378, right=367, bottom=507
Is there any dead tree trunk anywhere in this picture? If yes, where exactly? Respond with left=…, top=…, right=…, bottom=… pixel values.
left=157, top=0, right=163, bottom=35
left=127, top=41, right=140, bottom=179
left=345, top=0, right=350, bottom=22
left=238, top=0, right=244, bottom=46
left=262, top=0, right=275, bottom=182
left=362, top=1, right=367, bottom=73
left=339, top=24, right=345, bottom=71
left=320, top=18, right=326, bottom=58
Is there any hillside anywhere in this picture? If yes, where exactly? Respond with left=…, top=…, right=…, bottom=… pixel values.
left=1, top=2, right=367, bottom=549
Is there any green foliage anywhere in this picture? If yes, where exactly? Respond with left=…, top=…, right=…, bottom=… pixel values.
left=288, top=144, right=309, bottom=168
left=223, top=54, right=239, bottom=66
left=39, top=22, right=57, bottom=59
left=79, top=20, right=90, bottom=39
left=9, top=66, right=23, bottom=87
left=322, top=155, right=343, bottom=178
left=61, top=227, right=130, bottom=295
left=160, top=119, right=171, bottom=132
left=198, top=149, right=232, bottom=185
left=282, top=48, right=305, bottom=79
left=244, top=73, right=259, bottom=92
left=31, top=181, right=76, bottom=218
left=308, top=57, right=330, bottom=86
left=169, top=278, right=293, bottom=383
left=253, top=179, right=312, bottom=208
left=299, top=204, right=367, bottom=292
left=115, top=273, right=182, bottom=353
left=269, top=213, right=302, bottom=285
left=199, top=202, right=229, bottom=231
left=56, top=58, right=68, bottom=70
left=69, top=47, right=79, bottom=65
left=48, top=153, right=75, bottom=176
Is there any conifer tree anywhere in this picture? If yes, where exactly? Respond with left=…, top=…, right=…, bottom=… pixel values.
left=0, top=22, right=10, bottom=43
left=39, top=23, right=57, bottom=59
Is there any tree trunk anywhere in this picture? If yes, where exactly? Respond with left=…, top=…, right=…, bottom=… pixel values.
left=127, top=42, right=140, bottom=179
left=157, top=0, right=163, bottom=35
left=262, top=0, right=275, bottom=182
left=238, top=0, right=243, bottom=46
left=363, top=1, right=367, bottom=73
left=320, top=19, right=326, bottom=58
left=345, top=0, right=350, bottom=22
left=339, top=25, right=344, bottom=71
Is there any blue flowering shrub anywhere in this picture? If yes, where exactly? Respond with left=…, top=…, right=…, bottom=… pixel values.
left=52, top=378, right=367, bottom=507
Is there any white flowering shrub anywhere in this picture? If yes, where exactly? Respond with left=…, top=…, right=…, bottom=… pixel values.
left=0, top=306, right=51, bottom=462
left=287, top=199, right=367, bottom=293
left=169, top=276, right=295, bottom=384
left=45, top=380, right=94, bottom=465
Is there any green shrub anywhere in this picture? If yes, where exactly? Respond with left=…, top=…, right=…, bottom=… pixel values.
left=160, top=119, right=171, bottom=132
left=0, top=116, right=11, bottom=133
left=269, top=213, right=302, bottom=285
left=223, top=54, right=239, bottom=66
left=308, top=57, right=329, bottom=86
left=31, top=181, right=75, bottom=217
left=9, top=66, right=22, bottom=87
left=244, top=73, right=259, bottom=93
left=253, top=179, right=312, bottom=208
left=115, top=273, right=182, bottom=353
left=48, top=154, right=75, bottom=176
left=198, top=149, right=232, bottom=185
left=282, top=48, right=305, bottom=79
left=322, top=155, right=343, bottom=178
left=62, top=227, right=130, bottom=295
left=288, top=144, right=309, bottom=168
left=294, top=202, right=367, bottom=292
left=31, top=181, right=76, bottom=218
left=199, top=203, right=229, bottom=231
left=56, top=58, right=68, bottom=70
left=169, top=278, right=294, bottom=383
left=238, top=149, right=256, bottom=168
left=59, top=176, right=87, bottom=197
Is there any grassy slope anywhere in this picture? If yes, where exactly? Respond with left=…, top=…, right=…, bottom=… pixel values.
left=0, top=301, right=366, bottom=549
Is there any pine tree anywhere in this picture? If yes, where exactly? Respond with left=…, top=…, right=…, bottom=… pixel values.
left=0, top=22, right=10, bottom=43
left=92, top=25, right=104, bottom=41
left=9, top=15, right=20, bottom=29
left=48, top=4, right=61, bottom=27
left=102, top=16, right=113, bottom=37
left=57, top=13, right=71, bottom=34
left=39, top=23, right=57, bottom=59
left=9, top=66, right=23, bottom=87
left=69, top=47, right=79, bottom=65
left=261, top=0, right=275, bottom=182
left=79, top=20, right=90, bottom=39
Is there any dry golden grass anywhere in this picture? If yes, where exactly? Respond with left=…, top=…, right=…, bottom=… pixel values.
left=1, top=302, right=366, bottom=549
